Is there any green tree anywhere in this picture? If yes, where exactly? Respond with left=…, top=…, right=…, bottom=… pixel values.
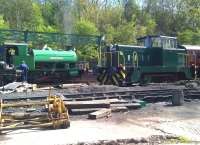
left=0, top=15, right=9, bottom=29
left=74, top=19, right=98, bottom=35
left=74, top=19, right=99, bottom=60
left=124, top=0, right=139, bottom=22
left=178, top=29, right=200, bottom=45
left=0, top=0, right=34, bottom=30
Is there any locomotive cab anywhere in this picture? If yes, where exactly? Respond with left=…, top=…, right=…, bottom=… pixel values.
left=137, top=35, right=177, bottom=49
left=0, top=43, right=25, bottom=83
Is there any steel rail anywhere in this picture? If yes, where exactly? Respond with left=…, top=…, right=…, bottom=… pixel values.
left=2, top=88, right=200, bottom=103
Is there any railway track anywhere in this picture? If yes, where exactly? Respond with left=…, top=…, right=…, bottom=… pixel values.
left=63, top=88, right=200, bottom=102
left=2, top=86, right=200, bottom=103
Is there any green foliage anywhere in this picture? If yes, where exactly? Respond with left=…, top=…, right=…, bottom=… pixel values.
left=0, top=0, right=199, bottom=60
left=178, top=29, right=200, bottom=45
left=124, top=0, right=139, bottom=22
left=74, top=19, right=98, bottom=35
left=97, top=6, right=138, bottom=44
left=1, top=0, right=34, bottom=30
left=178, top=136, right=191, bottom=143
left=77, top=44, right=98, bottom=60
left=114, top=20, right=137, bottom=44
left=164, top=136, right=191, bottom=144
left=74, top=19, right=99, bottom=60
left=0, top=15, right=9, bottom=29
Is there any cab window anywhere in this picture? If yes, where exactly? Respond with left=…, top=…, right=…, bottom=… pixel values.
left=162, top=38, right=177, bottom=49
left=151, top=37, right=161, bottom=47
left=6, top=46, right=19, bottom=56
left=137, top=38, right=149, bottom=47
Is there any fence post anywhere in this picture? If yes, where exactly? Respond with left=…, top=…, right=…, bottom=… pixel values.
left=24, top=30, right=28, bottom=43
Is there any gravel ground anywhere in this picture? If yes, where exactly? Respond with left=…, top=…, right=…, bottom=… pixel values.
left=1, top=101, right=200, bottom=145
left=1, top=84, right=200, bottom=145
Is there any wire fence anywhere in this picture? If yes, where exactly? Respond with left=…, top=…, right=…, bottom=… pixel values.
left=0, top=29, right=102, bottom=49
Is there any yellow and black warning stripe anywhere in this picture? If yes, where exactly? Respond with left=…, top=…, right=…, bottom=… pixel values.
left=97, top=67, right=127, bottom=86
left=111, top=74, right=119, bottom=86
left=118, top=69, right=126, bottom=80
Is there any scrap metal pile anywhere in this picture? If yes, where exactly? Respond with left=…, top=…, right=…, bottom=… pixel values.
left=0, top=95, right=70, bottom=133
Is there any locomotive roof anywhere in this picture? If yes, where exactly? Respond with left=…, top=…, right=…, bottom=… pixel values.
left=117, top=44, right=145, bottom=48
left=4, top=42, right=28, bottom=46
left=183, top=45, right=200, bottom=50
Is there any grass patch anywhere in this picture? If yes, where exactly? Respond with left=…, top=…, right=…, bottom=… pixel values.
left=178, top=136, right=191, bottom=143
left=164, top=136, right=191, bottom=144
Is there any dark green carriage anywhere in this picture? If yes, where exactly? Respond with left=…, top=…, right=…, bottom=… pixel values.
left=98, top=35, right=192, bottom=85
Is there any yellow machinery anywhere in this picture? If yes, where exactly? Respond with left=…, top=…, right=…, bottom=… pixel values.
left=0, top=95, right=70, bottom=133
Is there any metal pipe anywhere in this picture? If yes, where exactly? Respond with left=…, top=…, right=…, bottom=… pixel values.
left=1, top=101, right=48, bottom=108
left=0, top=119, right=69, bottom=131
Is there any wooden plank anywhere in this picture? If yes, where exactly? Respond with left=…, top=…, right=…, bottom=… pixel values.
left=66, top=99, right=118, bottom=103
left=88, top=108, right=111, bottom=119
left=65, top=100, right=110, bottom=109
left=70, top=108, right=102, bottom=115
left=111, top=103, right=141, bottom=109
left=65, top=99, right=127, bottom=109
left=71, top=96, right=118, bottom=101
left=59, top=83, right=88, bottom=89
left=111, top=106, right=128, bottom=112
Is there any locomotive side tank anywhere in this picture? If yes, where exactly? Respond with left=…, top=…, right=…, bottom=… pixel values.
left=33, top=49, right=77, bottom=64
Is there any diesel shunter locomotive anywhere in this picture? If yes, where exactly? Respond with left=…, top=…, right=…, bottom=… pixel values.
left=97, top=35, right=193, bottom=86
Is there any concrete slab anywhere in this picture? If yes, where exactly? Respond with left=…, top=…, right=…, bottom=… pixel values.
left=0, top=120, right=162, bottom=145
left=156, top=118, right=200, bottom=142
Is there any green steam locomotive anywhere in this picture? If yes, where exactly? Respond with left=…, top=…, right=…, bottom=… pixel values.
left=0, top=42, right=80, bottom=83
